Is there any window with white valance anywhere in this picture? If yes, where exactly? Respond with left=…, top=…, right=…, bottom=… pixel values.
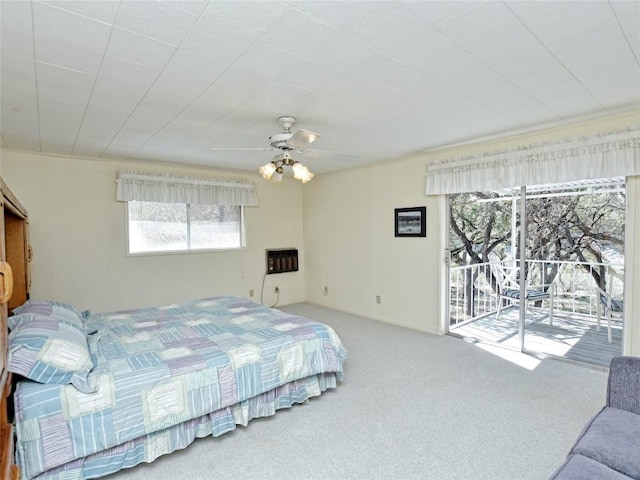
left=116, top=171, right=257, bottom=254
left=426, top=128, right=640, bottom=195
left=116, top=171, right=258, bottom=206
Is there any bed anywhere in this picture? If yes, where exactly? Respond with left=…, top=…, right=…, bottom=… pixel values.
left=7, top=296, right=347, bottom=479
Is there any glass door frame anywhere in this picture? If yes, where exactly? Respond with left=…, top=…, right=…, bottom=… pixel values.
left=445, top=181, right=628, bottom=362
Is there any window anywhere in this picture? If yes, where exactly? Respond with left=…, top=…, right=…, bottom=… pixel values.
left=127, top=201, right=245, bottom=254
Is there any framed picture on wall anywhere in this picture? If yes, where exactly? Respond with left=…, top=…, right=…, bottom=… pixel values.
left=395, top=206, right=426, bottom=237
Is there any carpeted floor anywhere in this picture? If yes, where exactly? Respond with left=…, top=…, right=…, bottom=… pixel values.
left=106, top=303, right=608, bottom=480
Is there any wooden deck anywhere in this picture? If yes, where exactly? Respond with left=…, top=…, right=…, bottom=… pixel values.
left=449, top=306, right=622, bottom=368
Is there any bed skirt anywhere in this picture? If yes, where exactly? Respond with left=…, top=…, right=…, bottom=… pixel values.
left=26, top=372, right=338, bottom=479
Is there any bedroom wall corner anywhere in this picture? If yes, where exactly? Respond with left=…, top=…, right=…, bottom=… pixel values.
left=303, top=160, right=444, bottom=335
left=0, top=150, right=306, bottom=313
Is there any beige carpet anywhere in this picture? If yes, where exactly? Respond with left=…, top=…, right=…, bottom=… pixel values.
left=106, top=302, right=608, bottom=480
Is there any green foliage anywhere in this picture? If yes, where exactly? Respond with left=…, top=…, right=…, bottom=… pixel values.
left=450, top=189, right=625, bottom=267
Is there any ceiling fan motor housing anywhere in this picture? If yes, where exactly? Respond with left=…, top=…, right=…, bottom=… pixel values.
left=269, top=132, right=294, bottom=150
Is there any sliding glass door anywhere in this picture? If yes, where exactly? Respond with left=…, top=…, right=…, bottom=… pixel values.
left=447, top=178, right=625, bottom=367
left=521, top=181, right=625, bottom=365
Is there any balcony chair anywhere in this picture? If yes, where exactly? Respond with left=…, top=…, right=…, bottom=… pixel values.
left=491, top=262, right=555, bottom=324
left=596, top=272, right=624, bottom=344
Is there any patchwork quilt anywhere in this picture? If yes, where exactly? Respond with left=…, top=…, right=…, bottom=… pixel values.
left=13, top=296, right=347, bottom=479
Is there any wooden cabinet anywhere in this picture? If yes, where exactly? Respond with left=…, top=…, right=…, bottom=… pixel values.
left=0, top=179, right=30, bottom=480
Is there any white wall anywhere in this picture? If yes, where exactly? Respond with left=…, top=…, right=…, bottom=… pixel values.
left=304, top=159, right=446, bottom=334
left=303, top=111, right=640, bottom=352
left=1, top=150, right=306, bottom=313
left=625, top=175, right=640, bottom=355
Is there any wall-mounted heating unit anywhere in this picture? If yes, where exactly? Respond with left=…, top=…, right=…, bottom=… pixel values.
left=266, top=248, right=298, bottom=274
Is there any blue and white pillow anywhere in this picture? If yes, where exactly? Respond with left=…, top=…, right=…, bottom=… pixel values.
left=10, top=299, right=84, bottom=329
left=7, top=313, right=97, bottom=393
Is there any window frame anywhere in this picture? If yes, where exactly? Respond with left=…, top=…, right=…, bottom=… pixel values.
left=125, top=201, right=246, bottom=256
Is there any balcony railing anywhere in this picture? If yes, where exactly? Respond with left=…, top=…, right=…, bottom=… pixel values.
left=449, top=259, right=624, bottom=328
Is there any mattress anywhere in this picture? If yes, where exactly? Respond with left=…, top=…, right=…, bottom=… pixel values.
left=12, top=296, right=347, bottom=479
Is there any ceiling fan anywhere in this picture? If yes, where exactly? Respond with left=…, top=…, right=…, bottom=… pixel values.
left=209, top=116, right=357, bottom=183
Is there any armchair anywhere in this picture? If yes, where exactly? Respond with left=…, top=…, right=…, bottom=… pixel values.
left=550, top=356, right=640, bottom=480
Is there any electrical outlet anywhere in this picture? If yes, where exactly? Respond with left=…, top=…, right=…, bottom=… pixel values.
left=275, top=286, right=280, bottom=294
left=376, top=295, right=381, bottom=304
left=323, top=286, right=328, bottom=296
left=249, top=289, right=254, bottom=297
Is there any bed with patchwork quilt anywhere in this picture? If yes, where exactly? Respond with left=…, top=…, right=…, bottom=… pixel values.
left=8, top=296, right=347, bottom=479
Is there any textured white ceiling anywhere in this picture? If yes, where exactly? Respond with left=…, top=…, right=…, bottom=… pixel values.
left=1, top=0, right=639, bottom=175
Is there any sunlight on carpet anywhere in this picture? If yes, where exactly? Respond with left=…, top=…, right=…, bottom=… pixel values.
left=473, top=341, right=542, bottom=370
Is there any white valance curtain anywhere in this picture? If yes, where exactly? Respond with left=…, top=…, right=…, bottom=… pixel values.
left=425, top=128, right=640, bottom=195
left=116, top=171, right=258, bottom=206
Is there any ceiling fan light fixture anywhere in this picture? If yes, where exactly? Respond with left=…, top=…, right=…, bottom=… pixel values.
left=271, top=166, right=284, bottom=183
left=292, top=162, right=314, bottom=183
left=259, top=161, right=276, bottom=180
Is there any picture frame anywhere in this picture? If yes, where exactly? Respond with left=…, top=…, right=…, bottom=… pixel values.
left=395, top=206, right=426, bottom=237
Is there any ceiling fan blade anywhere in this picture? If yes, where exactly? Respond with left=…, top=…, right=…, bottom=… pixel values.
left=208, top=147, right=273, bottom=151
left=300, top=148, right=359, bottom=160
left=287, top=129, right=320, bottom=149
